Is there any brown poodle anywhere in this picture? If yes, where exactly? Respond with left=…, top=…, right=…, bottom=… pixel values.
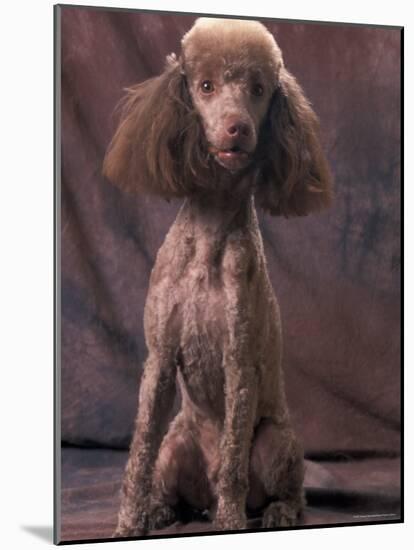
left=103, top=17, right=332, bottom=537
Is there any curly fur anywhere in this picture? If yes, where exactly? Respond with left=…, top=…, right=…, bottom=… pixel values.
left=103, top=17, right=332, bottom=537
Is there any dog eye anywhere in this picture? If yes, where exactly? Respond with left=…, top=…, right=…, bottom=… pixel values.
left=251, top=83, right=264, bottom=97
left=201, top=80, right=215, bottom=94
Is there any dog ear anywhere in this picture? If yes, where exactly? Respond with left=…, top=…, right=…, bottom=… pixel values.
left=255, top=67, right=333, bottom=217
left=103, top=55, right=209, bottom=198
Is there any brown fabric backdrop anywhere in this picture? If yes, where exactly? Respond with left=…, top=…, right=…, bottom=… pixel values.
left=60, top=8, right=401, bottom=458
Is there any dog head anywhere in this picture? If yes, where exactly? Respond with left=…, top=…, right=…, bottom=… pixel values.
left=103, top=18, right=332, bottom=216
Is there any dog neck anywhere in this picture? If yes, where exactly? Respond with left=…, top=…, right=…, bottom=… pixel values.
left=159, top=177, right=261, bottom=285
left=182, top=173, right=256, bottom=234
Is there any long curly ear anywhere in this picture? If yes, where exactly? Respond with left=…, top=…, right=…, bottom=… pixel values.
left=103, top=56, right=209, bottom=197
left=255, top=67, right=333, bottom=217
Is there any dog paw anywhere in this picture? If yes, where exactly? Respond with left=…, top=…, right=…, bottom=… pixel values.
left=148, top=503, right=177, bottom=530
left=112, top=510, right=150, bottom=538
left=213, top=496, right=247, bottom=531
left=112, top=524, right=147, bottom=538
left=262, top=501, right=298, bottom=528
left=213, top=517, right=247, bottom=531
left=214, top=512, right=247, bottom=531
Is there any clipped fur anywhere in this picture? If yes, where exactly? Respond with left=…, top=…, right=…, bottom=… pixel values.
left=104, top=18, right=332, bottom=537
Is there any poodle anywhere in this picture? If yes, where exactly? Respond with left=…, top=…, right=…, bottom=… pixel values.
left=103, top=17, right=332, bottom=537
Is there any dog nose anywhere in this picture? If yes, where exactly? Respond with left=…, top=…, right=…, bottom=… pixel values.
left=226, top=120, right=251, bottom=138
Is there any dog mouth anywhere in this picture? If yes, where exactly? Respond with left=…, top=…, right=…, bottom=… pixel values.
left=209, top=145, right=252, bottom=170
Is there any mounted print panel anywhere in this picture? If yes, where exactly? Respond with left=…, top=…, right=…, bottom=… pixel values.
left=54, top=3, right=402, bottom=544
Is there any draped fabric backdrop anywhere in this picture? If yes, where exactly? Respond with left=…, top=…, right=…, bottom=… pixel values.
left=58, top=5, right=401, bottom=542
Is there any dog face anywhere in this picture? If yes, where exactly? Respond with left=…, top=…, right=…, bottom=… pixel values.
left=185, top=64, right=274, bottom=172
left=182, top=18, right=282, bottom=172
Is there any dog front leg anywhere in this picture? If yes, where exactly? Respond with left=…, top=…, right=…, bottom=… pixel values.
left=114, top=349, right=177, bottom=538
left=214, top=276, right=258, bottom=531
left=215, top=377, right=257, bottom=531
